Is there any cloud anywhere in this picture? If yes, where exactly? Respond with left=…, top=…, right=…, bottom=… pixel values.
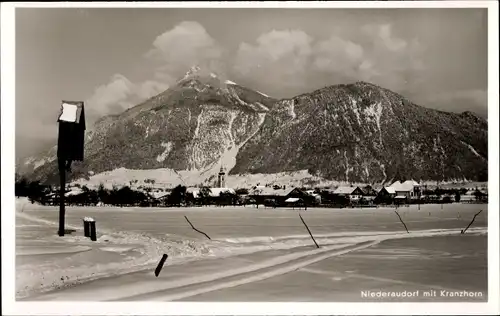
left=146, top=21, right=224, bottom=79
left=85, top=74, right=169, bottom=121
left=312, top=24, right=425, bottom=90
left=86, top=21, right=427, bottom=124
left=312, top=36, right=365, bottom=80
left=423, top=89, right=488, bottom=117
left=233, top=23, right=425, bottom=95
left=428, top=89, right=487, bottom=105
left=233, top=29, right=313, bottom=87
left=85, top=21, right=222, bottom=122
left=85, top=74, right=136, bottom=119
left=136, top=80, right=169, bottom=100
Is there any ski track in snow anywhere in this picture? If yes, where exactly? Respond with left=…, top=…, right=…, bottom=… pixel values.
left=24, top=225, right=486, bottom=301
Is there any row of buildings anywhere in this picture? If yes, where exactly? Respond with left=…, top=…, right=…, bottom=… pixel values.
left=57, top=167, right=487, bottom=207
left=142, top=179, right=486, bottom=207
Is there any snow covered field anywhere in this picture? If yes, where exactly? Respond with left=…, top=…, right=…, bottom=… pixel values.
left=15, top=199, right=488, bottom=302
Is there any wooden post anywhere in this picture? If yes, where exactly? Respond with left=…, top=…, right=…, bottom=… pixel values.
left=461, top=210, right=483, bottom=234
left=299, top=214, right=319, bottom=249
left=90, top=220, right=97, bottom=241
left=56, top=100, right=86, bottom=237
left=58, top=158, right=66, bottom=236
left=155, top=254, right=169, bottom=277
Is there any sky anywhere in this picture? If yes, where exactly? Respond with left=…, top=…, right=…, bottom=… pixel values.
left=15, top=6, right=488, bottom=159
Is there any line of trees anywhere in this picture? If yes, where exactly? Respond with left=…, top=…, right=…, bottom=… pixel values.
left=15, top=174, right=487, bottom=208
left=15, top=176, right=52, bottom=204
left=15, top=179, right=248, bottom=207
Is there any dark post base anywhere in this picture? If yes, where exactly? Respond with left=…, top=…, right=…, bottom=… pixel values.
left=58, top=158, right=66, bottom=237
left=84, top=220, right=90, bottom=237
left=90, top=221, right=97, bottom=241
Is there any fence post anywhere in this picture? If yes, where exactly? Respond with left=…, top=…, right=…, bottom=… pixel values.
left=83, top=218, right=90, bottom=237
left=89, top=219, right=97, bottom=241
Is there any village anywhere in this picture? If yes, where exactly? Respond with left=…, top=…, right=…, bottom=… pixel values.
left=16, top=166, right=489, bottom=209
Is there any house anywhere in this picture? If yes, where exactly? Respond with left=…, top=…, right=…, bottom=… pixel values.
left=65, top=189, right=83, bottom=197
left=361, top=185, right=379, bottom=203
left=286, top=188, right=318, bottom=205
left=470, top=189, right=488, bottom=203
left=250, top=187, right=318, bottom=206
left=150, top=190, right=171, bottom=206
left=305, top=190, right=322, bottom=204
left=250, top=186, right=291, bottom=205
left=361, top=185, right=378, bottom=197
left=389, top=180, right=421, bottom=200
left=376, top=187, right=396, bottom=204
left=284, top=197, right=306, bottom=209
left=187, top=187, right=236, bottom=198
left=378, top=187, right=396, bottom=196
left=333, top=186, right=364, bottom=201
left=150, top=190, right=170, bottom=200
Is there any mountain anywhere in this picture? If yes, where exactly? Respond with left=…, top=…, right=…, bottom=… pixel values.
left=230, top=82, right=488, bottom=183
left=18, top=67, right=488, bottom=187
left=19, top=66, right=276, bottom=186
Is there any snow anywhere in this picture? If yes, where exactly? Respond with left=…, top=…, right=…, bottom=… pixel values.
left=72, top=168, right=185, bottom=189
left=333, top=186, right=356, bottom=195
left=230, top=89, right=248, bottom=106
left=189, top=187, right=236, bottom=198
left=380, top=163, right=387, bottom=183
left=343, top=150, right=351, bottom=182
left=383, top=187, right=396, bottom=194
left=33, top=159, right=47, bottom=170
left=215, top=111, right=238, bottom=175
left=350, top=97, right=361, bottom=125
left=192, top=110, right=203, bottom=139
left=255, top=102, right=269, bottom=112
left=72, top=167, right=365, bottom=190
left=24, top=156, right=35, bottom=165
left=363, top=101, right=383, bottom=147
left=156, top=141, right=173, bottom=162
left=282, top=100, right=296, bottom=119
left=461, top=141, right=484, bottom=159
left=15, top=203, right=487, bottom=301
left=225, top=80, right=237, bottom=85
left=181, top=66, right=201, bottom=81
left=59, top=102, right=78, bottom=122
left=256, top=90, right=270, bottom=98
left=65, top=189, right=83, bottom=197
left=389, top=180, right=420, bottom=192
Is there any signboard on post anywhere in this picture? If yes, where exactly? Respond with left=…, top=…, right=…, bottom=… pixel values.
left=57, top=101, right=85, bottom=236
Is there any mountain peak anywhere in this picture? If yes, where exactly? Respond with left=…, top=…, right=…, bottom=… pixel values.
left=175, top=65, right=242, bottom=91
left=353, top=81, right=382, bottom=89
left=187, top=65, right=201, bottom=75
left=179, top=65, right=202, bottom=82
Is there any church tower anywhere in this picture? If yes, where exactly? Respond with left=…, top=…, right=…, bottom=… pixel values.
left=217, top=166, right=226, bottom=188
